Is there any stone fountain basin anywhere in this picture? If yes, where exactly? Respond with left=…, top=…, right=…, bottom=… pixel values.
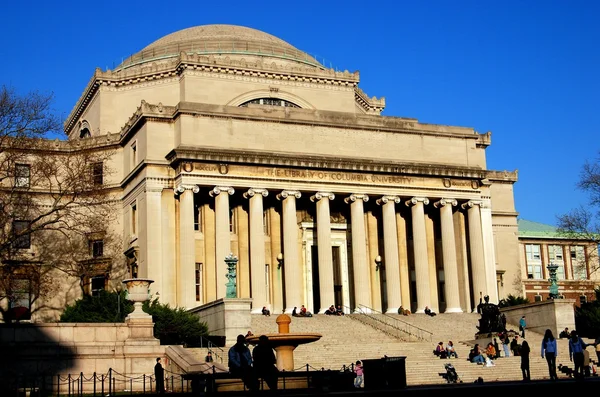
left=246, top=333, right=322, bottom=348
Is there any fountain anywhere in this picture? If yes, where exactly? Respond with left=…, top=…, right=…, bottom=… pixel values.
left=246, top=313, right=322, bottom=371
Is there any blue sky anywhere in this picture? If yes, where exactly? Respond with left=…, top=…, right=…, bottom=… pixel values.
left=1, top=0, right=598, bottom=226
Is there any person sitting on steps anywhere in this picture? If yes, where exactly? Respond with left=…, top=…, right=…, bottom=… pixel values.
left=336, top=305, right=344, bottom=316
left=299, top=305, right=313, bottom=317
left=325, top=305, right=336, bottom=315
left=434, top=341, right=447, bottom=358
left=261, top=306, right=271, bottom=316
left=424, top=306, right=437, bottom=317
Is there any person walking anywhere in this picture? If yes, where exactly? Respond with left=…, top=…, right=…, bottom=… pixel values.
left=569, top=330, right=589, bottom=380
left=502, top=333, right=510, bottom=357
left=541, top=329, right=558, bottom=380
left=519, top=316, right=527, bottom=338
left=520, top=340, right=531, bottom=381
left=353, top=360, right=364, bottom=388
left=252, top=335, right=279, bottom=391
left=154, top=357, right=166, bottom=394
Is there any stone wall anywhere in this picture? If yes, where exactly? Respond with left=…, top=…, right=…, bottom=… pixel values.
left=500, top=299, right=576, bottom=337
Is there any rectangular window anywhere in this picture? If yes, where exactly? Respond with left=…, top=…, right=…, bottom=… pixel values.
left=263, top=210, right=270, bottom=236
left=92, top=162, right=103, bottom=185
left=12, top=220, right=31, bottom=249
left=195, top=263, right=203, bottom=302
left=548, top=245, right=563, bottom=261
left=10, top=278, right=32, bottom=320
left=131, top=142, right=137, bottom=169
left=15, top=164, right=31, bottom=188
left=525, top=244, right=542, bottom=279
left=571, top=246, right=587, bottom=280
left=229, top=208, right=237, bottom=234
left=90, top=239, right=104, bottom=258
left=194, top=204, right=203, bottom=232
left=90, top=275, right=106, bottom=296
left=131, top=203, right=137, bottom=236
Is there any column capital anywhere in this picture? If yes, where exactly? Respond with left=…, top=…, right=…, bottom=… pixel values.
left=461, top=200, right=486, bottom=210
left=174, top=184, right=200, bottom=195
left=243, top=188, right=269, bottom=199
left=376, top=195, right=401, bottom=206
left=310, top=192, right=335, bottom=202
left=209, top=186, right=235, bottom=197
left=404, top=197, right=429, bottom=207
left=276, top=190, right=301, bottom=200
left=433, top=198, right=458, bottom=208
left=344, top=194, right=369, bottom=204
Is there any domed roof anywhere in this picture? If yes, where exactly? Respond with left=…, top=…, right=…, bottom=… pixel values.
left=118, top=24, right=322, bottom=70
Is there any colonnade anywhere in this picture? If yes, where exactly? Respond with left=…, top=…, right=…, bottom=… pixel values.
left=170, top=184, right=497, bottom=314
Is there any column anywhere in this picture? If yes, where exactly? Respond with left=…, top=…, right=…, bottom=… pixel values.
left=434, top=198, right=462, bottom=313
left=405, top=197, right=430, bottom=313
left=480, top=200, right=498, bottom=303
left=345, top=194, right=371, bottom=312
left=376, top=195, right=402, bottom=313
left=276, top=190, right=302, bottom=313
left=462, top=200, right=487, bottom=306
left=175, top=184, right=199, bottom=309
left=244, top=188, right=269, bottom=313
left=145, top=188, right=163, bottom=299
left=311, top=192, right=335, bottom=313
left=210, top=186, right=235, bottom=299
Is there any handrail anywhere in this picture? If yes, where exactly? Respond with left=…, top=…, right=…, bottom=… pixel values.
left=198, top=336, right=225, bottom=364
left=351, top=304, right=433, bottom=342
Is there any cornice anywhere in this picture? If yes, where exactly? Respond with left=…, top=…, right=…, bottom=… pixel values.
left=354, top=87, right=385, bottom=114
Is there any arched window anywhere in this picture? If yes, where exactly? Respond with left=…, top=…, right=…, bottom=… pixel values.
left=79, top=128, right=91, bottom=138
left=239, top=98, right=300, bottom=108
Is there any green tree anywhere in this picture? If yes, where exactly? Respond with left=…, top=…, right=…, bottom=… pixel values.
left=575, top=287, right=600, bottom=338
left=143, top=298, right=208, bottom=346
left=60, top=292, right=209, bottom=346
left=60, top=290, right=132, bottom=322
left=498, top=294, right=530, bottom=308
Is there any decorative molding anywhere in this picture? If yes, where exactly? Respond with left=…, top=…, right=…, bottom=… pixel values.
left=344, top=194, right=369, bottom=204
left=174, top=185, right=199, bottom=195
left=310, top=192, right=335, bottom=202
left=209, top=186, right=235, bottom=197
left=243, top=188, right=269, bottom=199
left=404, top=197, right=430, bottom=207
left=354, top=87, right=385, bottom=114
left=276, top=190, right=302, bottom=200
left=461, top=200, right=485, bottom=210
left=433, top=198, right=458, bottom=208
left=376, top=195, right=401, bottom=205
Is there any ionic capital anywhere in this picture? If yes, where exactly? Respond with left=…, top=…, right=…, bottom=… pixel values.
left=344, top=194, right=369, bottom=204
left=433, top=198, right=458, bottom=209
left=243, top=188, right=269, bottom=199
left=310, top=192, right=335, bottom=202
left=404, top=197, right=429, bottom=207
left=174, top=185, right=200, bottom=195
left=376, top=195, right=401, bottom=206
left=461, top=200, right=484, bottom=210
left=209, top=186, right=235, bottom=197
left=276, top=190, right=301, bottom=200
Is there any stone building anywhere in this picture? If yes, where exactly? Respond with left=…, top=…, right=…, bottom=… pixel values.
left=5, top=24, right=529, bottom=321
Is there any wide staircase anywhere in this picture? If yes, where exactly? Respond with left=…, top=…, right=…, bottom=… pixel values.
left=244, top=312, right=593, bottom=386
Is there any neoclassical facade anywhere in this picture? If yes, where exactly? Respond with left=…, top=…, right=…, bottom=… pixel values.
left=54, top=24, right=523, bottom=317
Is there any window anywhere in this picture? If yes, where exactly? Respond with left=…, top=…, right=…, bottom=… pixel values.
left=195, top=263, right=203, bottom=301
left=548, top=245, right=563, bottom=261
left=571, top=246, right=587, bottom=280
left=263, top=210, right=270, bottom=235
left=92, top=162, right=103, bottom=185
left=239, top=98, right=300, bottom=108
left=525, top=244, right=542, bottom=279
left=9, top=278, right=32, bottom=320
left=131, top=142, right=137, bottom=168
left=90, top=239, right=104, bottom=258
left=79, top=128, right=91, bottom=138
left=90, top=275, right=106, bottom=296
left=229, top=208, right=237, bottom=234
left=194, top=203, right=203, bottom=232
left=12, top=220, right=31, bottom=249
left=15, top=164, right=31, bottom=188
left=131, top=203, right=137, bottom=236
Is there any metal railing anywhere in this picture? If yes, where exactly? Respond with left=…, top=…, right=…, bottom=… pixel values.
left=349, top=304, right=433, bottom=342
left=198, top=335, right=226, bottom=364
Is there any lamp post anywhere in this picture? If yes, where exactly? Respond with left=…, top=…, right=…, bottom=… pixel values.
left=547, top=262, right=560, bottom=299
left=277, top=253, right=284, bottom=269
left=374, top=255, right=383, bottom=271
left=225, top=253, right=239, bottom=298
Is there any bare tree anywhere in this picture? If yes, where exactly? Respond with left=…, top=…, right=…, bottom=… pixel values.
left=0, top=86, right=122, bottom=322
left=556, top=155, right=600, bottom=276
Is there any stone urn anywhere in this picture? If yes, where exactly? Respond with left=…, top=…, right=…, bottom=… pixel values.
left=122, top=278, right=154, bottom=320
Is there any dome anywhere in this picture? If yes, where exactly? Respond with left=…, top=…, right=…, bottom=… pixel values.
left=117, top=24, right=323, bottom=70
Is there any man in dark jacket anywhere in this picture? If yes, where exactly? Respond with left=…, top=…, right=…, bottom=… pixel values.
left=252, top=335, right=279, bottom=391
left=154, top=357, right=165, bottom=394
left=228, top=334, right=259, bottom=391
